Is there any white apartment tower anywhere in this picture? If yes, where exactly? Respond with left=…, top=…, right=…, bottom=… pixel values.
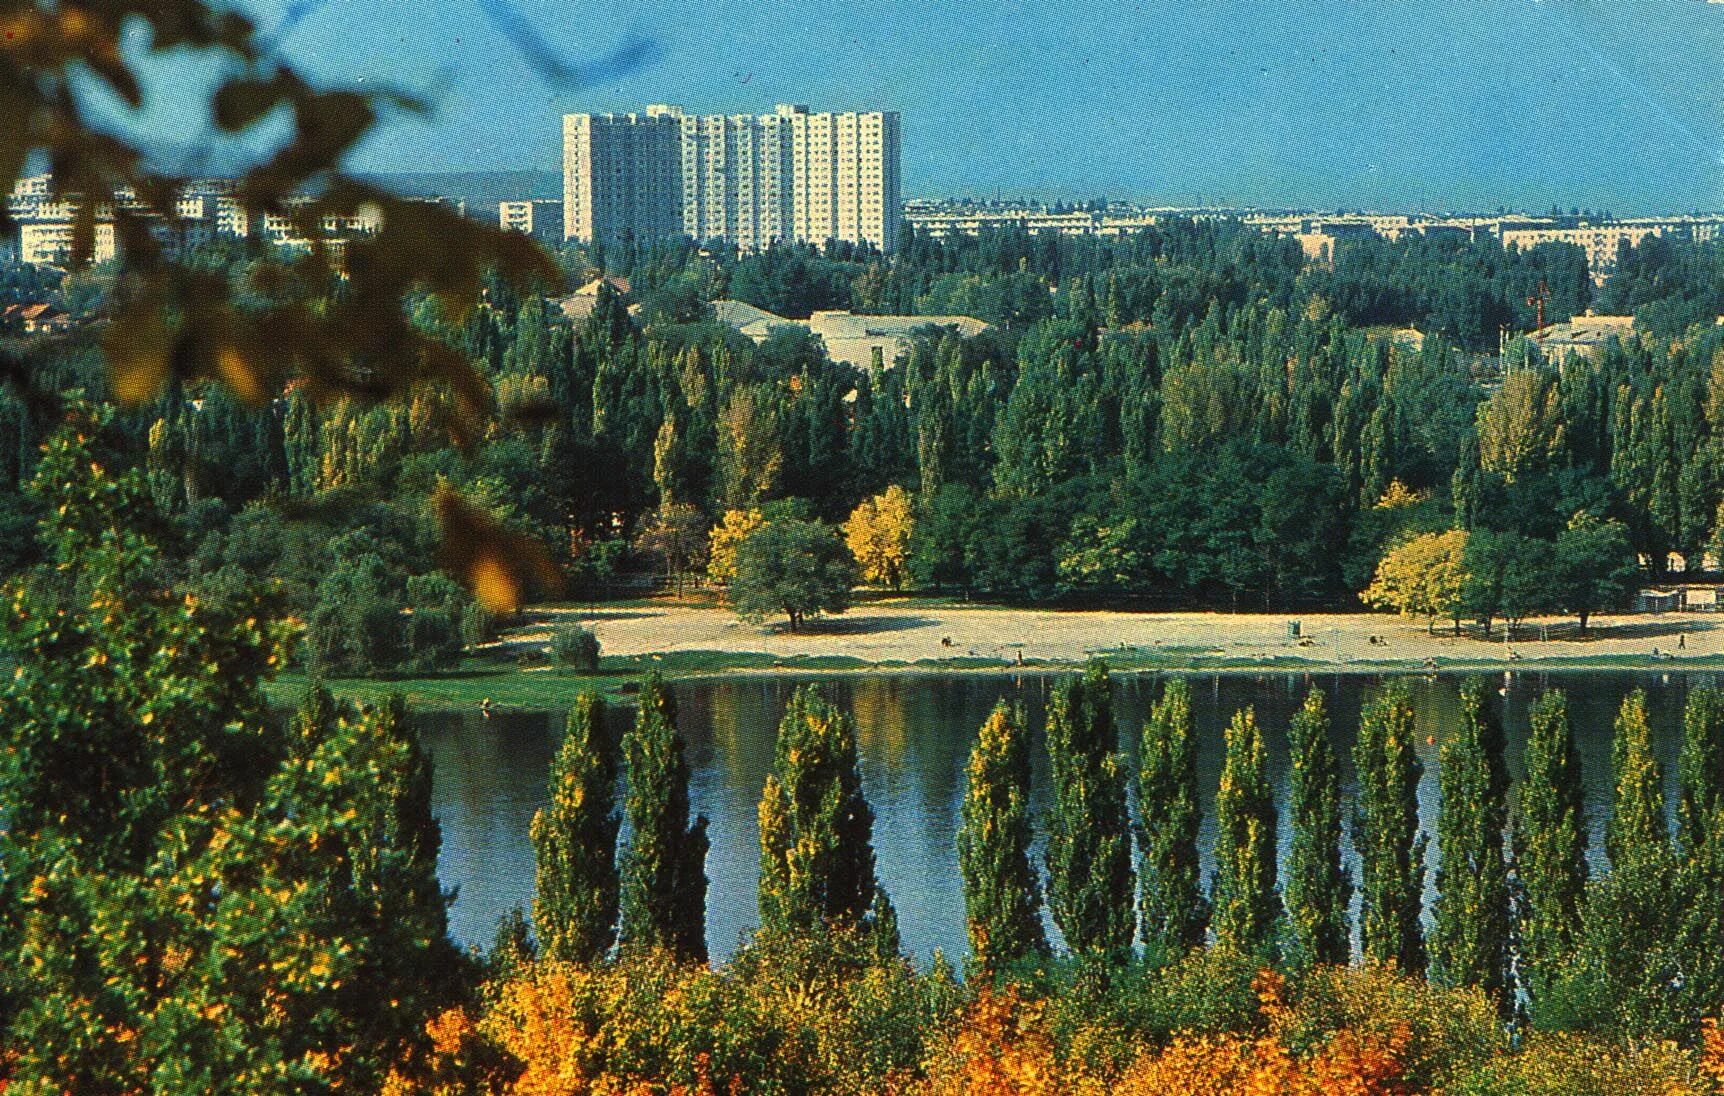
left=562, top=109, right=683, bottom=246
left=561, top=104, right=900, bottom=252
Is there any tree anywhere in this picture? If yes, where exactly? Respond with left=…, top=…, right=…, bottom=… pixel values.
left=757, top=686, right=897, bottom=953
left=1678, top=684, right=1724, bottom=855
left=705, top=508, right=764, bottom=586
left=1354, top=684, right=1427, bottom=975
left=1513, top=690, right=1588, bottom=1011
left=1362, top=529, right=1469, bottom=633
left=729, top=516, right=857, bottom=631
left=1608, top=690, right=1670, bottom=871
left=1044, top=661, right=1135, bottom=957
left=1210, top=707, right=1280, bottom=957
left=531, top=693, right=621, bottom=964
left=1569, top=690, right=1680, bottom=1035
left=634, top=502, right=709, bottom=596
left=1461, top=530, right=1554, bottom=640
left=0, top=412, right=460, bottom=1090
left=844, top=484, right=916, bottom=589
left=5, top=1, right=560, bottom=612
left=619, top=675, right=710, bottom=963
left=1284, top=688, right=1350, bottom=968
left=957, top=701, right=1048, bottom=974
left=1476, top=367, right=1565, bottom=482
left=1553, top=511, right=1638, bottom=631
left=1137, top=678, right=1208, bottom=957
left=1430, top=681, right=1513, bottom=1015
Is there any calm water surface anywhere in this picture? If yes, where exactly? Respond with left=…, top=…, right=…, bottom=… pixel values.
left=422, top=670, right=1714, bottom=962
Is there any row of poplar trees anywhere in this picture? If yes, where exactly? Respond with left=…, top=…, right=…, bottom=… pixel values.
left=958, top=661, right=1724, bottom=1037
left=526, top=679, right=898, bottom=966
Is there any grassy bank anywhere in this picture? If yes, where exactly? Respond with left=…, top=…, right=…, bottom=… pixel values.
left=264, top=645, right=1724, bottom=711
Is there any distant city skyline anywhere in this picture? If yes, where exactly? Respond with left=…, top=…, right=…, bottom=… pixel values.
left=115, top=0, right=1724, bottom=213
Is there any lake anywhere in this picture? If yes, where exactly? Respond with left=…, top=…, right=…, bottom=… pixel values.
left=422, top=669, right=1712, bottom=963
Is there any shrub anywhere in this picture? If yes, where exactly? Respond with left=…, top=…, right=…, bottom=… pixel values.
left=550, top=624, right=601, bottom=671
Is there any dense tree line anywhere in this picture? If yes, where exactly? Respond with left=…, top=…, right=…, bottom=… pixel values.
left=5, top=226, right=1724, bottom=644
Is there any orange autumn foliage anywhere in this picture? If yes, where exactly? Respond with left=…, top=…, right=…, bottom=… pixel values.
left=916, top=988, right=1061, bottom=1096
left=1705, top=1018, right=1724, bottom=1092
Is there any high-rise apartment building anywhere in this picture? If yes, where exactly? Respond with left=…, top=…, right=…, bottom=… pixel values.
left=562, top=109, right=683, bottom=246
left=561, top=104, right=900, bottom=252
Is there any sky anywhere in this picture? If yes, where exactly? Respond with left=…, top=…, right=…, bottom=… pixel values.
left=113, top=0, right=1724, bottom=212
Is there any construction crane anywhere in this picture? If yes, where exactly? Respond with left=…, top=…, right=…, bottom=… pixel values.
left=1526, top=280, right=1551, bottom=331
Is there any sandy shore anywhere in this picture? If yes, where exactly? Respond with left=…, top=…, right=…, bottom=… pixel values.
left=516, top=600, right=1724, bottom=671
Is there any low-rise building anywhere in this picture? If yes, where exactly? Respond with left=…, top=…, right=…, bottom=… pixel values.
left=710, top=300, right=989, bottom=370
left=1528, top=311, right=1635, bottom=364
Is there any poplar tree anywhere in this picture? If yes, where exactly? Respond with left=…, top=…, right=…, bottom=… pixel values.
left=619, top=675, right=710, bottom=963
left=1607, top=689, right=1669, bottom=870
left=957, top=701, right=1048, bottom=973
left=1678, top=687, right=1724, bottom=1022
left=531, top=693, right=620, bottom=963
left=1284, top=688, right=1350, bottom=967
left=1572, top=689, right=1680, bottom=1035
left=1354, top=684, right=1427, bottom=975
left=1211, top=706, right=1280, bottom=956
left=1431, top=680, right=1512, bottom=1014
left=1513, top=690, right=1588, bottom=1009
left=1044, top=661, right=1135, bottom=957
left=1138, top=677, right=1207, bottom=957
left=1677, top=684, right=1724, bottom=855
left=758, top=686, right=898, bottom=953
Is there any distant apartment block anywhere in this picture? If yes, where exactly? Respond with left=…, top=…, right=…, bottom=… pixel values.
left=1499, top=223, right=1682, bottom=278
left=498, top=199, right=564, bottom=241
left=561, top=104, right=901, bottom=252
left=6, top=174, right=389, bottom=267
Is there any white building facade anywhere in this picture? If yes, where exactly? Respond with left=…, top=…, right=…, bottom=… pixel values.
left=562, top=104, right=900, bottom=252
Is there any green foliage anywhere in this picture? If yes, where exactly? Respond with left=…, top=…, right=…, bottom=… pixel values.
left=1136, top=678, right=1208, bottom=958
left=1678, top=684, right=1724, bottom=855
left=957, top=701, right=1048, bottom=974
left=1430, top=680, right=1513, bottom=1014
left=729, top=516, right=857, bottom=630
left=550, top=623, right=602, bottom=671
left=0, top=414, right=459, bottom=1090
left=1210, top=706, right=1280, bottom=958
left=531, top=693, right=621, bottom=963
left=1560, top=690, right=1681, bottom=1036
left=1044, top=661, right=1135, bottom=958
left=1283, top=688, right=1350, bottom=968
left=1513, top=690, right=1589, bottom=1014
left=1354, top=684, right=1428, bottom=976
left=618, top=675, right=710, bottom=962
left=757, top=686, right=897, bottom=954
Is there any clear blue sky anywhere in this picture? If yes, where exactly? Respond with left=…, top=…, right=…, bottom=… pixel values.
left=123, top=0, right=1724, bottom=212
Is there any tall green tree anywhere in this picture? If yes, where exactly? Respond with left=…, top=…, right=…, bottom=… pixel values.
left=1354, top=684, right=1427, bottom=975
left=531, top=693, right=621, bottom=963
left=1044, top=661, right=1135, bottom=957
left=1431, top=681, right=1513, bottom=1014
left=1570, top=689, right=1681, bottom=1035
left=758, top=686, right=898, bottom=953
left=1677, top=684, right=1724, bottom=855
left=956, top=701, right=1048, bottom=973
left=619, top=675, right=710, bottom=963
left=1137, top=678, right=1208, bottom=957
left=1284, top=688, right=1350, bottom=967
left=1677, top=686, right=1724, bottom=1026
left=1608, top=690, right=1670, bottom=871
left=1513, top=690, right=1588, bottom=1010
left=1210, top=706, right=1280, bottom=957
